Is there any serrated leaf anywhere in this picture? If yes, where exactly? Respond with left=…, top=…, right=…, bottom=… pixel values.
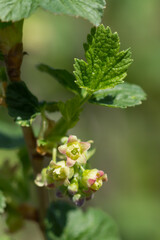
left=46, top=202, right=120, bottom=240
left=40, top=0, right=106, bottom=26
left=37, top=64, right=80, bottom=95
left=0, top=190, right=6, bottom=214
left=90, top=82, right=146, bottom=108
left=45, top=201, right=75, bottom=239
left=0, top=0, right=38, bottom=22
left=74, top=25, right=133, bottom=92
left=6, top=81, right=40, bottom=123
left=0, top=0, right=106, bottom=26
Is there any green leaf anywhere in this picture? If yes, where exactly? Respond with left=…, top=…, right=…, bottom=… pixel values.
left=0, top=0, right=38, bottom=22
left=46, top=97, right=81, bottom=143
left=37, top=64, right=80, bottom=95
left=74, top=25, right=133, bottom=92
left=0, top=0, right=106, bottom=26
left=58, top=97, right=81, bottom=125
left=40, top=0, right=106, bottom=26
left=90, top=82, right=146, bottom=108
left=46, top=203, right=120, bottom=240
left=45, top=201, right=75, bottom=239
left=0, top=190, right=6, bottom=214
left=6, top=81, right=40, bottom=123
left=39, top=101, right=59, bottom=113
left=0, top=132, right=24, bottom=149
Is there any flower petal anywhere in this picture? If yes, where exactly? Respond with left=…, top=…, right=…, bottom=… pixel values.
left=102, top=174, right=108, bottom=182
left=64, top=178, right=70, bottom=186
left=88, top=178, right=96, bottom=186
left=68, top=135, right=77, bottom=143
left=49, top=160, right=58, bottom=168
left=66, top=157, right=76, bottom=167
left=58, top=144, right=67, bottom=154
left=80, top=142, right=91, bottom=152
left=77, top=154, right=86, bottom=164
left=97, top=170, right=104, bottom=178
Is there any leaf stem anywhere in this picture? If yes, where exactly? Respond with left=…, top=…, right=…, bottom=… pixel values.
left=52, top=148, right=57, bottom=163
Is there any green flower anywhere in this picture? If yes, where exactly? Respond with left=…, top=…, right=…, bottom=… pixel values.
left=82, top=169, right=107, bottom=191
left=47, top=160, right=74, bottom=186
left=35, top=168, right=55, bottom=189
left=58, top=135, right=91, bottom=167
left=68, top=178, right=79, bottom=195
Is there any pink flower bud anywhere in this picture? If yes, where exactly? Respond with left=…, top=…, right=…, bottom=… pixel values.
left=82, top=169, right=108, bottom=191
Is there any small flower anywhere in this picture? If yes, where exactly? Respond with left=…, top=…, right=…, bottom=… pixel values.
left=72, top=193, right=85, bottom=207
left=68, top=178, right=79, bottom=195
left=82, top=169, right=107, bottom=191
left=35, top=168, right=55, bottom=189
left=47, top=160, right=74, bottom=186
left=58, top=135, right=91, bottom=167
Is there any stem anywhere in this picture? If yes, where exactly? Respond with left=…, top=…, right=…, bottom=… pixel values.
left=22, top=127, right=48, bottom=236
left=0, top=21, right=48, bottom=239
left=80, top=93, right=92, bottom=107
left=52, top=148, right=57, bottom=163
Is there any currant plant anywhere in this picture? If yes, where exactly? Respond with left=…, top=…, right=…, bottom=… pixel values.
left=0, top=1, right=146, bottom=239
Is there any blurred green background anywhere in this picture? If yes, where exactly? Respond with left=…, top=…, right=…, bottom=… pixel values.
left=0, top=0, right=160, bottom=239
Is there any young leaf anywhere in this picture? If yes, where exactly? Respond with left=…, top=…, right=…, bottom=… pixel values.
left=37, top=64, right=80, bottom=95
left=89, top=82, right=146, bottom=108
left=6, top=81, right=40, bottom=123
left=0, top=190, right=6, bottom=214
left=46, top=203, right=120, bottom=240
left=74, top=25, right=133, bottom=92
left=0, top=0, right=106, bottom=26
left=58, top=97, right=81, bottom=125
left=46, top=97, right=81, bottom=142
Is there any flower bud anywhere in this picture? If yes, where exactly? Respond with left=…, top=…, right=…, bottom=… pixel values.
left=72, top=194, right=85, bottom=207
left=68, top=179, right=79, bottom=195
left=82, top=169, right=107, bottom=191
left=58, top=135, right=91, bottom=167
left=35, top=168, right=55, bottom=188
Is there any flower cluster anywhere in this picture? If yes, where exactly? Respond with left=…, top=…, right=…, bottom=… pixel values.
left=35, top=135, right=107, bottom=206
